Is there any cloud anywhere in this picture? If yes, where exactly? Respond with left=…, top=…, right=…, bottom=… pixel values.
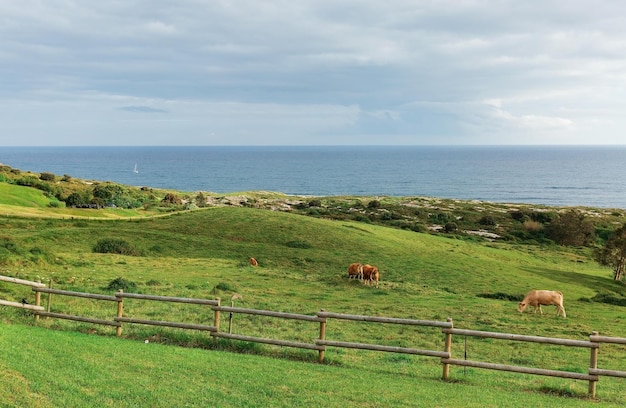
left=1, top=1, right=626, bottom=145
left=119, top=106, right=168, bottom=113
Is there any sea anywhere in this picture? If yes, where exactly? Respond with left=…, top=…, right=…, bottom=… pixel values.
left=1, top=145, right=625, bottom=209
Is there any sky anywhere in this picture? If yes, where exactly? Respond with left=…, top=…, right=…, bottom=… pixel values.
left=1, top=1, right=626, bottom=146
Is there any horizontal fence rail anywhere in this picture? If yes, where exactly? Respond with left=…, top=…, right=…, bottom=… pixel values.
left=317, top=311, right=453, bottom=328
left=37, top=311, right=121, bottom=327
left=443, top=328, right=598, bottom=348
left=316, top=339, right=450, bottom=358
left=0, top=275, right=46, bottom=288
left=111, top=291, right=219, bottom=337
left=315, top=311, right=452, bottom=365
left=35, top=287, right=118, bottom=302
left=440, top=358, right=598, bottom=381
left=212, top=305, right=326, bottom=356
left=589, top=334, right=626, bottom=379
left=2, top=274, right=626, bottom=399
left=212, top=332, right=325, bottom=351
left=441, top=327, right=602, bottom=396
left=216, top=306, right=325, bottom=322
left=116, top=292, right=220, bottom=305
left=0, top=299, right=44, bottom=311
left=115, top=317, right=216, bottom=332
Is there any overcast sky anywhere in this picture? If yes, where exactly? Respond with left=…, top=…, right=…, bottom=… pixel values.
left=2, top=1, right=626, bottom=146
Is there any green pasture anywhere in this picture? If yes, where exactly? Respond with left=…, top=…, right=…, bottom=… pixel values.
left=2, top=200, right=626, bottom=406
left=4, top=323, right=624, bottom=407
left=0, top=182, right=154, bottom=219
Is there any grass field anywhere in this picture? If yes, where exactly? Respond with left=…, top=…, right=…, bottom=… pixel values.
left=1, top=181, right=626, bottom=406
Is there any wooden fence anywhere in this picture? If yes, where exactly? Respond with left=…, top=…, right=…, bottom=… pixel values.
left=1, top=274, right=626, bottom=399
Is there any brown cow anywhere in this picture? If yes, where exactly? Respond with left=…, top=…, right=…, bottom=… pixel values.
left=249, top=257, right=258, bottom=267
left=347, top=262, right=363, bottom=280
left=362, top=264, right=379, bottom=288
left=517, top=290, right=566, bottom=318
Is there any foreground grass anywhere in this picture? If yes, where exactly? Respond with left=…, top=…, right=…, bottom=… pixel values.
left=2, top=205, right=626, bottom=405
left=3, top=324, right=622, bottom=407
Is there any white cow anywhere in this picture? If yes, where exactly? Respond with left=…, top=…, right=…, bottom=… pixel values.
left=517, top=290, right=566, bottom=318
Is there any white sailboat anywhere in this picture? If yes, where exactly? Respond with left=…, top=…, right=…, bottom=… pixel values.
left=133, top=163, right=139, bottom=174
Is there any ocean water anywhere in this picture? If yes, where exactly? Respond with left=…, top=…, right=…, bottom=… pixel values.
left=1, top=145, right=625, bottom=209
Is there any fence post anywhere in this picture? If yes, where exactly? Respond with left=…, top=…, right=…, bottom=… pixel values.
left=589, top=331, right=599, bottom=398
left=229, top=294, right=242, bottom=334
left=318, top=309, right=327, bottom=363
left=443, top=318, right=453, bottom=380
left=33, top=280, right=42, bottom=323
left=214, top=297, right=221, bottom=335
left=46, top=279, right=53, bottom=319
left=116, top=290, right=124, bottom=337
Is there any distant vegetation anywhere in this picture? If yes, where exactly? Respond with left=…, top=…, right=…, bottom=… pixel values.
left=1, top=163, right=625, bottom=250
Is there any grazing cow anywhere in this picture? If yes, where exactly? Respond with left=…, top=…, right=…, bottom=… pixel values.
left=517, top=290, right=566, bottom=318
left=347, top=262, right=364, bottom=280
left=249, top=257, right=258, bottom=267
left=362, top=264, right=380, bottom=288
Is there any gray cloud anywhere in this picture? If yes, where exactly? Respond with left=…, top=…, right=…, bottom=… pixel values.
left=1, top=0, right=625, bottom=145
left=119, top=106, right=168, bottom=113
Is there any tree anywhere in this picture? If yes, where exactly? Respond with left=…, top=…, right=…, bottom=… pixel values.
left=546, top=210, right=595, bottom=246
left=93, top=184, right=125, bottom=203
left=65, top=191, right=90, bottom=207
left=596, top=224, right=626, bottom=281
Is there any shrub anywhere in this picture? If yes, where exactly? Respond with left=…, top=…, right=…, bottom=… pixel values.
left=214, top=282, right=236, bottom=292
left=367, top=200, right=381, bottom=209
left=145, top=279, right=161, bottom=286
left=308, top=199, right=322, bottom=207
left=161, top=193, right=182, bottom=205
left=477, top=292, right=524, bottom=302
left=39, top=172, right=56, bottom=181
left=93, top=238, right=139, bottom=256
left=479, top=215, right=497, bottom=226
left=523, top=220, right=543, bottom=232
left=286, top=240, right=312, bottom=249
left=510, top=210, right=527, bottom=222
left=546, top=210, right=595, bottom=246
left=106, top=277, right=137, bottom=291
left=443, top=222, right=458, bottom=233
left=65, top=192, right=90, bottom=207
left=591, top=292, right=626, bottom=307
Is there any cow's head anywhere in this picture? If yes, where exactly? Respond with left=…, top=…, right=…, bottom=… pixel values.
left=517, top=301, right=527, bottom=312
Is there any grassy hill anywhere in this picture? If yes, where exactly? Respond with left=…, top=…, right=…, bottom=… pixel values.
left=1, top=175, right=626, bottom=406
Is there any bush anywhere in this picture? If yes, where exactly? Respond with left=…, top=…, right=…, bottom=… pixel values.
left=367, top=200, right=381, bottom=209
left=479, top=215, right=497, bottom=226
left=93, top=238, right=139, bottom=256
left=161, top=193, right=182, bottom=205
left=106, top=277, right=137, bottom=291
left=65, top=192, right=90, bottom=207
left=477, top=292, right=524, bottom=302
left=214, top=282, right=237, bottom=292
left=546, top=210, right=595, bottom=246
left=39, top=172, right=56, bottom=181
left=286, top=240, right=312, bottom=249
left=523, top=220, right=543, bottom=232
left=591, top=292, right=626, bottom=307
left=443, top=222, right=458, bottom=233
